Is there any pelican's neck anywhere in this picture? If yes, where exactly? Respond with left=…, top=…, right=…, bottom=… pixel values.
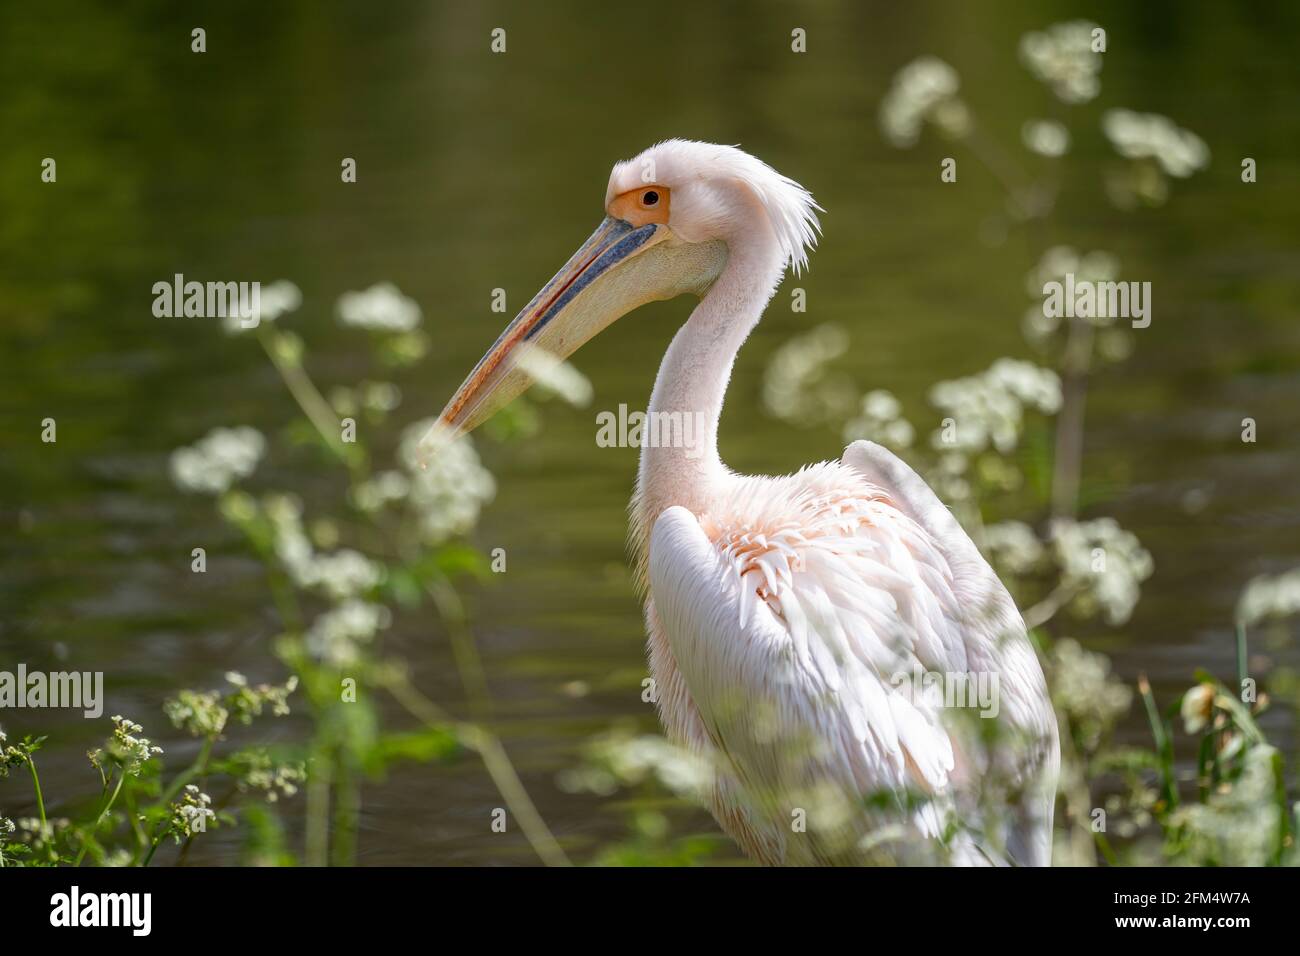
left=635, top=235, right=785, bottom=547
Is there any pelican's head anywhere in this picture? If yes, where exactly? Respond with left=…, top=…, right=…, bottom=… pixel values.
left=431, top=140, right=820, bottom=444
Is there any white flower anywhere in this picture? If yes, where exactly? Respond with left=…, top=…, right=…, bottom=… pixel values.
left=929, top=360, right=1060, bottom=455
left=92, top=715, right=164, bottom=776
left=1236, top=567, right=1300, bottom=627
left=306, top=600, right=392, bottom=666
left=762, top=324, right=855, bottom=427
left=880, top=56, right=970, bottom=148
left=400, top=420, right=496, bottom=545
left=263, top=494, right=383, bottom=599
left=264, top=494, right=315, bottom=582
left=223, top=280, right=301, bottom=334
left=307, top=549, right=384, bottom=601
left=1170, top=745, right=1282, bottom=866
left=172, top=785, right=216, bottom=838
left=591, top=733, right=712, bottom=801
left=842, top=389, right=914, bottom=450
left=1102, top=109, right=1209, bottom=178
left=1050, top=517, right=1153, bottom=625
left=170, top=426, right=266, bottom=495
left=512, top=343, right=593, bottom=407
left=1019, top=21, right=1104, bottom=104
left=362, top=381, right=402, bottom=413
left=353, top=470, right=411, bottom=514
left=1022, top=246, right=1122, bottom=342
left=337, top=282, right=422, bottom=332
left=987, top=358, right=1062, bottom=414
left=1022, top=119, right=1071, bottom=157
left=1050, top=638, right=1132, bottom=749
left=1024, top=245, right=1120, bottom=297
left=1180, top=683, right=1216, bottom=735
left=984, top=521, right=1046, bottom=575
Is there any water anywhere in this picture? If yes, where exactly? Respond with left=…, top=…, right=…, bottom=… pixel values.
left=2, top=1, right=1298, bottom=864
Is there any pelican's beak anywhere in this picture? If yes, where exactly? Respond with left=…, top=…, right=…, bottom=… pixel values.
left=426, top=216, right=726, bottom=452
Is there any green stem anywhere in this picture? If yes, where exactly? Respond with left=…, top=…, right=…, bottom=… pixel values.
left=383, top=670, right=571, bottom=867
left=74, top=771, right=126, bottom=866
left=1138, top=675, right=1177, bottom=810
left=27, top=755, right=47, bottom=830
left=305, top=738, right=333, bottom=867
left=1023, top=582, right=1082, bottom=631
left=426, top=573, right=490, bottom=716
left=159, top=737, right=215, bottom=807
left=1235, top=621, right=1249, bottom=692
left=330, top=757, right=359, bottom=867
left=256, top=327, right=360, bottom=477
left=141, top=824, right=168, bottom=867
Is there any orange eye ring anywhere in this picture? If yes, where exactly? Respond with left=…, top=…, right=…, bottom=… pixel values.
left=609, top=185, right=671, bottom=226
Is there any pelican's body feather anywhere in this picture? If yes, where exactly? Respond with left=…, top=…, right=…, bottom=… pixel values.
left=642, top=443, right=1058, bottom=865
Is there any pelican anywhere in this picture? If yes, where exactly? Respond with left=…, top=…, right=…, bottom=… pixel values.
left=433, top=140, right=1059, bottom=865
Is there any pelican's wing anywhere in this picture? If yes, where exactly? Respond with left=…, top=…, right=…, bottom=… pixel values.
left=841, top=440, right=1025, bottom=651
left=840, top=441, right=1051, bottom=726
left=648, top=500, right=965, bottom=861
left=842, top=440, right=1059, bottom=864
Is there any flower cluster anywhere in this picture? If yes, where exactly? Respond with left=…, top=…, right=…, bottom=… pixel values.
left=560, top=731, right=711, bottom=802
left=761, top=324, right=855, bottom=427
left=169, top=785, right=216, bottom=841
left=1019, top=20, right=1104, bottom=104
left=1236, top=567, right=1300, bottom=627
left=231, top=749, right=307, bottom=803
left=879, top=57, right=971, bottom=148
left=265, top=494, right=384, bottom=600
left=336, top=282, right=422, bottom=332
left=983, top=520, right=1046, bottom=576
left=222, top=279, right=302, bottom=334
left=1021, top=119, right=1070, bottom=158
left=164, top=688, right=228, bottom=738
left=399, top=420, right=496, bottom=545
left=842, top=389, right=914, bottom=450
left=929, top=359, right=1061, bottom=454
left=1050, top=517, right=1154, bottom=626
left=2, top=730, right=41, bottom=779
left=170, top=426, right=267, bottom=495
left=512, top=343, right=594, bottom=407
left=1102, top=110, right=1209, bottom=208
left=89, top=716, right=163, bottom=777
left=330, top=381, right=403, bottom=419
left=1169, top=745, right=1283, bottom=866
left=306, top=600, right=392, bottom=667
left=224, top=671, right=298, bottom=724
left=1050, top=638, right=1132, bottom=751
left=352, top=470, right=411, bottom=514
left=1102, top=110, right=1209, bottom=179
left=1021, top=245, right=1127, bottom=349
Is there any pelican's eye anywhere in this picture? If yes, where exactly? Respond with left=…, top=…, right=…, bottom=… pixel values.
left=609, top=185, right=671, bottom=226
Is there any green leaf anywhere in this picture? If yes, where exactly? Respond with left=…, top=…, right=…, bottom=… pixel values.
left=363, top=726, right=460, bottom=775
